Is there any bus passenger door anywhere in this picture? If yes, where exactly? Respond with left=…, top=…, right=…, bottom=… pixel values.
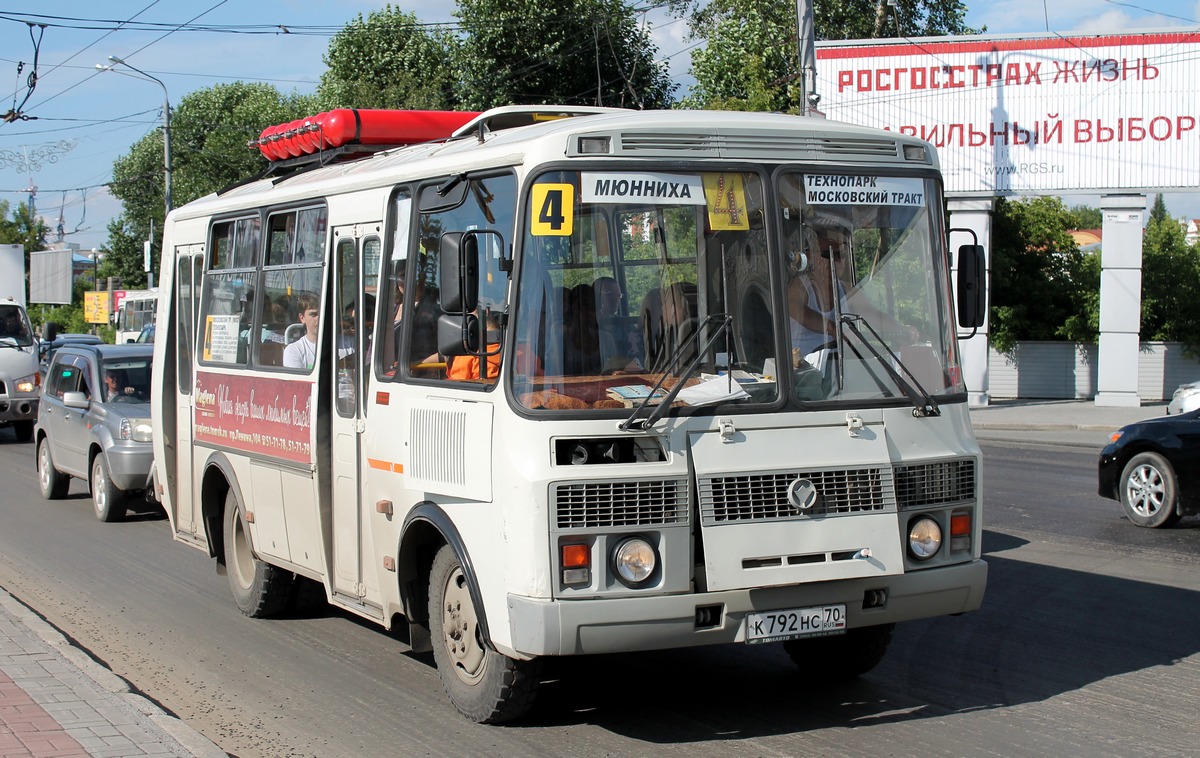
left=171, top=247, right=205, bottom=541
left=328, top=224, right=381, bottom=609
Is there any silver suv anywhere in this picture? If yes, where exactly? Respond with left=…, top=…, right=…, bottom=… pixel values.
left=34, top=343, right=154, bottom=521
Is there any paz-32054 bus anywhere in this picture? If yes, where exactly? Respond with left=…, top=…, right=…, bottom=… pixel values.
left=151, top=105, right=988, bottom=723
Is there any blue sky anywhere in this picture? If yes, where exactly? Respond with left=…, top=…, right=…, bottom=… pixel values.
left=1, top=1, right=1198, bottom=251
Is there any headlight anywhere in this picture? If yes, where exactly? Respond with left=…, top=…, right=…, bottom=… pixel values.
left=907, top=517, right=942, bottom=560
left=14, top=373, right=38, bottom=394
left=612, top=536, right=657, bottom=587
left=119, top=418, right=154, bottom=442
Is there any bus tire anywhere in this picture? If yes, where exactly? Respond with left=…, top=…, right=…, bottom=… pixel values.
left=223, top=490, right=293, bottom=618
left=783, top=623, right=894, bottom=680
left=428, top=544, right=540, bottom=723
left=37, top=438, right=70, bottom=500
left=90, top=453, right=127, bottom=523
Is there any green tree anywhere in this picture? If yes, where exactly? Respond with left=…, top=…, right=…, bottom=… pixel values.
left=318, top=6, right=460, bottom=110
left=1067, top=204, right=1103, bottom=229
left=669, top=0, right=979, bottom=111
left=1140, top=195, right=1200, bottom=351
left=989, top=196, right=1091, bottom=353
left=0, top=199, right=50, bottom=287
left=107, top=82, right=316, bottom=289
left=454, top=0, right=675, bottom=110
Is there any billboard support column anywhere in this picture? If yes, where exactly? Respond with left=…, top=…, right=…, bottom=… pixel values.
left=948, top=196, right=993, bottom=407
left=1095, top=194, right=1145, bottom=408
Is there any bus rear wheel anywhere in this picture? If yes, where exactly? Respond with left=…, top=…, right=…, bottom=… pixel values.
left=223, top=491, right=292, bottom=618
left=428, top=545, right=540, bottom=723
left=782, top=623, right=895, bottom=680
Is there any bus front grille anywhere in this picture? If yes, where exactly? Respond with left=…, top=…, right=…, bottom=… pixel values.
left=894, top=458, right=976, bottom=509
left=699, top=467, right=893, bottom=524
left=552, top=478, right=688, bottom=530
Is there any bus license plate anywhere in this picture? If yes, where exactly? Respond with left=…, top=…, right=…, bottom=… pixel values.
left=744, top=604, right=846, bottom=644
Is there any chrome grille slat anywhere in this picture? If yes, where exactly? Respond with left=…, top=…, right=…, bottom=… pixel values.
left=700, top=467, right=894, bottom=523
left=553, top=478, right=688, bottom=530
left=895, top=459, right=976, bottom=509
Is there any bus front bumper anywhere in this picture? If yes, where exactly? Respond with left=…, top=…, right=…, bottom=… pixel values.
left=506, top=559, right=987, bottom=657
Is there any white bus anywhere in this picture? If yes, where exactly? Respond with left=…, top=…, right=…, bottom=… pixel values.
left=113, top=288, right=159, bottom=343
left=151, top=105, right=988, bottom=723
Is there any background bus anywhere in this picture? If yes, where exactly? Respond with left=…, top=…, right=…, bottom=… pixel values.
left=114, top=288, right=159, bottom=343
left=151, top=105, right=988, bottom=724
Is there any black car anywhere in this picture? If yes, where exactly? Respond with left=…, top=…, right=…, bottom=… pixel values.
left=1098, top=409, right=1200, bottom=527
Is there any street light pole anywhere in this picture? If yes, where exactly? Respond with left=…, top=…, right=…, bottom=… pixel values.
left=96, top=57, right=172, bottom=214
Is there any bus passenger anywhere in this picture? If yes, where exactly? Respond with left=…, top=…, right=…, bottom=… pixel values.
left=283, top=294, right=320, bottom=370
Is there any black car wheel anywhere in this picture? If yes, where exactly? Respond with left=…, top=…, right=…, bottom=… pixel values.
left=1119, top=452, right=1181, bottom=528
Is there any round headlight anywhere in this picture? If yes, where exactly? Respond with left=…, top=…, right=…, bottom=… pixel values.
left=908, top=517, right=942, bottom=560
left=612, top=537, right=657, bottom=586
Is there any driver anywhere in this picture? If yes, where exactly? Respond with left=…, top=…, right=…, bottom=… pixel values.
left=787, top=224, right=850, bottom=362
left=104, top=369, right=136, bottom=401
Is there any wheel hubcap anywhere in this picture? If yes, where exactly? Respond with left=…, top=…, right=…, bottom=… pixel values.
left=442, top=567, right=485, bottom=684
left=38, top=446, right=50, bottom=491
left=1126, top=464, right=1164, bottom=517
left=92, top=459, right=106, bottom=515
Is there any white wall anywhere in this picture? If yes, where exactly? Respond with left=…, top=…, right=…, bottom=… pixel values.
left=987, top=342, right=1199, bottom=401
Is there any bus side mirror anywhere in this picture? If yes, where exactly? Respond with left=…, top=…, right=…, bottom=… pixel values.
left=439, top=232, right=479, bottom=315
left=44, top=321, right=59, bottom=342
left=956, top=244, right=986, bottom=329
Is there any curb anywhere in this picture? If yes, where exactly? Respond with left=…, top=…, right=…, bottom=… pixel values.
left=0, top=590, right=227, bottom=758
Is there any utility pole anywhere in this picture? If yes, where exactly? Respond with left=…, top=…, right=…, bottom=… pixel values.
left=796, top=0, right=819, bottom=115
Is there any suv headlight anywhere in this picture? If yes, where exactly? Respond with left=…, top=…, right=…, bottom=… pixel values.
left=119, top=418, right=154, bottom=442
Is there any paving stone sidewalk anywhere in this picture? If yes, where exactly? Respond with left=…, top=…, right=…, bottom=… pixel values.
left=0, top=590, right=225, bottom=758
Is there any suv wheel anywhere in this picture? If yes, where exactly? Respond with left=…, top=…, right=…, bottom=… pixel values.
left=37, top=438, right=70, bottom=499
left=91, top=453, right=127, bottom=522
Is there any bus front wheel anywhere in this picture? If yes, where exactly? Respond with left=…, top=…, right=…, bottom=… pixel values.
left=223, top=491, right=293, bottom=618
left=428, top=544, right=540, bottom=723
left=783, top=623, right=895, bottom=680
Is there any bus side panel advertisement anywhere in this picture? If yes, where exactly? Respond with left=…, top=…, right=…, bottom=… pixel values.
left=193, top=371, right=315, bottom=464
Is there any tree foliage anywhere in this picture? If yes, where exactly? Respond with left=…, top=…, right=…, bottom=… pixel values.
left=107, top=82, right=316, bottom=289
left=1140, top=195, right=1200, bottom=349
left=0, top=200, right=49, bottom=282
left=668, top=0, right=979, bottom=110
left=452, top=0, right=675, bottom=110
left=318, top=6, right=459, bottom=109
left=988, top=196, right=1092, bottom=353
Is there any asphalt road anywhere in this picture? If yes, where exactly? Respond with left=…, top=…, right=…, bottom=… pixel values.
left=1, top=429, right=1197, bottom=757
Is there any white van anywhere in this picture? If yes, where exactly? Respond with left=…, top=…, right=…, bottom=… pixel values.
left=0, top=296, right=40, bottom=441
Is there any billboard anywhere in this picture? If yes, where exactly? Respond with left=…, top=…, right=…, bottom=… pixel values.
left=29, top=248, right=74, bottom=305
left=818, top=31, right=1200, bottom=195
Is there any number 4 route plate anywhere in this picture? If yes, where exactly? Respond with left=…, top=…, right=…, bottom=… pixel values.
left=744, top=604, right=847, bottom=644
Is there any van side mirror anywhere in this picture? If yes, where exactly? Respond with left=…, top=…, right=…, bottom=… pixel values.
left=956, top=244, right=986, bottom=329
left=439, top=232, right=479, bottom=315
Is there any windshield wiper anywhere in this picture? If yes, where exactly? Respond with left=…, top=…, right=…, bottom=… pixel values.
left=620, top=314, right=733, bottom=432
left=838, top=313, right=940, bottom=418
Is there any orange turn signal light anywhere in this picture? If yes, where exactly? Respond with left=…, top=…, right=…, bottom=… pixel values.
left=950, top=512, right=971, bottom=537
left=561, top=543, right=590, bottom=569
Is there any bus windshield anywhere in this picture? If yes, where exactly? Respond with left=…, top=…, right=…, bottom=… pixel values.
left=511, top=168, right=960, bottom=413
